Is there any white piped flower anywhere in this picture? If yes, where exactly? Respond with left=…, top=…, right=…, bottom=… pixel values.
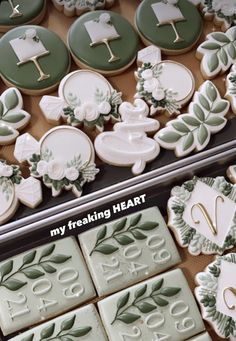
left=47, top=160, right=65, bottom=181
left=98, top=101, right=111, bottom=115
left=74, top=107, right=85, bottom=121
left=141, top=69, right=153, bottom=80
left=143, top=78, right=159, bottom=93
left=152, top=88, right=165, bottom=101
left=36, top=160, right=48, bottom=176
left=25, top=28, right=37, bottom=39
left=2, top=165, right=13, bottom=177
left=99, top=13, right=111, bottom=24
left=82, top=102, right=100, bottom=122
left=65, top=167, right=79, bottom=181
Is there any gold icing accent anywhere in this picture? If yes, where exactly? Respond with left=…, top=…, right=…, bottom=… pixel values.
left=90, top=37, right=120, bottom=63
left=8, top=0, right=22, bottom=18
left=191, top=195, right=224, bottom=236
left=223, top=287, right=236, bottom=310
left=17, top=51, right=50, bottom=82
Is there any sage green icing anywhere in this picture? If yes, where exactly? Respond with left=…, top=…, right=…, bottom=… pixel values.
left=0, top=0, right=45, bottom=26
left=135, top=0, right=203, bottom=52
left=68, top=10, right=139, bottom=72
left=0, top=25, right=71, bottom=91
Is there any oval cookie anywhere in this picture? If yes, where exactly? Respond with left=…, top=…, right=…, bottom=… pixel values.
left=0, top=0, right=46, bottom=32
left=135, top=0, right=203, bottom=55
left=68, top=11, right=139, bottom=75
left=0, top=26, right=71, bottom=95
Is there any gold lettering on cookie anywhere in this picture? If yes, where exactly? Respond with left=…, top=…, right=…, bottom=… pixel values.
left=223, top=287, right=236, bottom=310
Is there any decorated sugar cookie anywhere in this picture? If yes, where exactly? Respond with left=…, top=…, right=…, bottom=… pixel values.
left=168, top=176, right=236, bottom=255
left=135, top=0, right=203, bottom=55
left=0, top=26, right=71, bottom=95
left=135, top=60, right=195, bottom=116
left=14, top=126, right=99, bottom=197
left=155, top=81, right=229, bottom=157
left=188, top=332, right=212, bottom=341
left=68, top=11, right=139, bottom=75
left=52, top=0, right=115, bottom=17
left=0, top=87, right=30, bottom=145
left=0, top=0, right=46, bottom=32
left=225, top=64, right=236, bottom=114
left=94, top=99, right=160, bottom=175
left=201, top=0, right=236, bottom=32
left=227, top=165, right=236, bottom=184
left=195, top=253, right=236, bottom=339
left=197, top=26, right=236, bottom=79
left=0, top=159, right=42, bottom=225
left=39, top=70, right=122, bottom=131
left=137, top=45, right=162, bottom=67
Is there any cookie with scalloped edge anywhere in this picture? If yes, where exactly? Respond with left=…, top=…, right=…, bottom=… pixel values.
left=52, top=0, right=115, bottom=17
left=196, top=26, right=236, bottom=79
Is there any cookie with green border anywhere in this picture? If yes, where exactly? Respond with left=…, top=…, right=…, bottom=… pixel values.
left=67, top=11, right=140, bottom=75
left=0, top=0, right=47, bottom=33
left=135, top=0, right=203, bottom=55
left=0, top=26, right=71, bottom=95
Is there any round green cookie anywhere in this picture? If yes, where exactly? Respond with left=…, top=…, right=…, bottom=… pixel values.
left=135, top=0, right=203, bottom=55
left=0, top=0, right=46, bottom=32
left=0, top=25, right=71, bottom=95
left=68, top=10, right=140, bottom=75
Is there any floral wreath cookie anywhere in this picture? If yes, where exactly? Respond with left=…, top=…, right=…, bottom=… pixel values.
left=195, top=253, right=236, bottom=340
left=196, top=26, right=236, bottom=79
left=0, top=0, right=46, bottom=32
left=52, top=0, right=115, bottom=17
left=201, top=0, right=236, bottom=32
left=14, top=126, right=99, bottom=197
left=135, top=55, right=195, bottom=116
left=68, top=11, right=139, bottom=75
left=95, top=99, right=160, bottom=175
left=0, top=26, right=71, bottom=95
left=0, top=160, right=42, bottom=225
left=39, top=70, right=122, bottom=132
left=135, top=0, right=203, bottom=55
left=0, top=87, right=30, bottom=145
left=155, top=81, right=229, bottom=157
left=167, top=176, right=236, bottom=256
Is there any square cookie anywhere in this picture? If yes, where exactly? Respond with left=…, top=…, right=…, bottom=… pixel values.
left=10, top=304, right=108, bottom=341
left=0, top=237, right=96, bottom=335
left=98, top=269, right=205, bottom=341
left=79, top=207, right=181, bottom=296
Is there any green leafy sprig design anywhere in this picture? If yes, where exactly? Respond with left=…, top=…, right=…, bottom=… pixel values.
left=22, top=314, right=92, bottom=341
left=0, top=244, right=71, bottom=292
left=0, top=160, right=22, bottom=201
left=203, top=0, right=236, bottom=26
left=89, top=213, right=159, bottom=256
left=111, top=278, right=181, bottom=325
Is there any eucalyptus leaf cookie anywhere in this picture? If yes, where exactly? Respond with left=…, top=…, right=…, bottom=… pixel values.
left=0, top=159, right=42, bottom=225
left=39, top=70, right=122, bottom=132
left=196, top=26, right=236, bottom=79
left=94, top=99, right=160, bottom=175
left=0, top=87, right=30, bottom=145
left=68, top=11, right=139, bottom=75
left=154, top=81, right=229, bottom=157
left=0, top=237, right=96, bottom=335
left=195, top=253, right=236, bottom=340
left=0, top=0, right=46, bottom=32
left=14, top=126, right=99, bottom=197
left=9, top=304, right=108, bottom=341
left=98, top=269, right=205, bottom=341
left=135, top=0, right=203, bottom=55
left=135, top=60, right=195, bottom=116
left=168, top=176, right=236, bottom=256
left=52, top=0, right=115, bottom=17
left=0, top=26, right=71, bottom=95
left=200, top=0, right=236, bottom=32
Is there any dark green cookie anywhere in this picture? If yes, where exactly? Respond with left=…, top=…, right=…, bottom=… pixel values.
left=68, top=10, right=140, bottom=75
left=0, top=0, right=46, bottom=32
left=135, top=0, right=203, bottom=55
left=0, top=25, right=71, bottom=95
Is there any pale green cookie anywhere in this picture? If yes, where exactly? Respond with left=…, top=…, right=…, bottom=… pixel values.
left=9, top=304, right=108, bottom=341
left=67, top=11, right=139, bottom=75
left=0, top=237, right=96, bottom=335
left=0, top=26, right=71, bottom=95
left=135, top=0, right=203, bottom=55
left=79, top=207, right=181, bottom=296
left=98, top=268, right=205, bottom=341
left=0, top=0, right=46, bottom=32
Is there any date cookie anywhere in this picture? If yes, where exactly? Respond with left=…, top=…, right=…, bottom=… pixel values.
left=0, top=26, right=71, bottom=95
left=68, top=11, right=139, bottom=75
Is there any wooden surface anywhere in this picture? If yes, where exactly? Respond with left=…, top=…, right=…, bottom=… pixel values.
left=0, top=1, right=235, bottom=340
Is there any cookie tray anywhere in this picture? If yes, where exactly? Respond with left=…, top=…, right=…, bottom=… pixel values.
left=0, top=137, right=235, bottom=260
